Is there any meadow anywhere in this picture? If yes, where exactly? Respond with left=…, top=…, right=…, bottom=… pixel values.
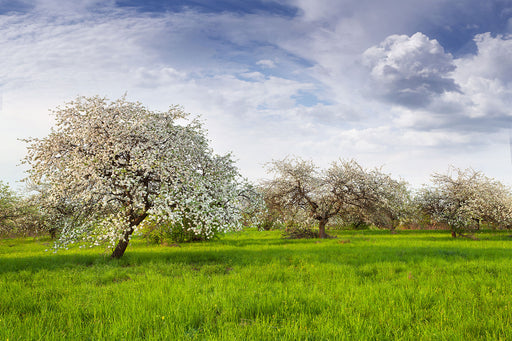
left=1, top=229, right=512, bottom=340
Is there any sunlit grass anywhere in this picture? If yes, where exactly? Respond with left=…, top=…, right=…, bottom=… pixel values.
left=1, top=229, right=512, bottom=340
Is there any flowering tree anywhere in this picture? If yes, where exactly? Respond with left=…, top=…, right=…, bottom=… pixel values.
left=262, top=157, right=407, bottom=237
left=262, top=158, right=334, bottom=238
left=236, top=181, right=267, bottom=228
left=23, top=96, right=243, bottom=258
left=416, top=168, right=512, bottom=237
left=358, top=172, right=410, bottom=231
left=325, top=160, right=410, bottom=231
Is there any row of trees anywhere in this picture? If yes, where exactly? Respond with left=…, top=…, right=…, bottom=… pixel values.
left=4, top=159, right=511, bottom=241
left=2, top=95, right=512, bottom=258
left=258, top=158, right=512, bottom=238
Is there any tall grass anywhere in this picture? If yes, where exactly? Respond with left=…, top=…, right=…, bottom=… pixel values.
left=1, top=229, right=512, bottom=340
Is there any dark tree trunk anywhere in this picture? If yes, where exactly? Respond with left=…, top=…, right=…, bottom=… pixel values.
left=451, top=230, right=457, bottom=238
left=319, top=219, right=328, bottom=239
left=110, top=212, right=148, bottom=259
left=111, top=228, right=133, bottom=259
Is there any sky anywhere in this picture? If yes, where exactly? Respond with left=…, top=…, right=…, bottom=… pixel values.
left=1, top=0, right=512, bottom=189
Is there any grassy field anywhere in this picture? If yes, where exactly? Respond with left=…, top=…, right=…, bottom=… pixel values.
left=1, top=229, right=512, bottom=340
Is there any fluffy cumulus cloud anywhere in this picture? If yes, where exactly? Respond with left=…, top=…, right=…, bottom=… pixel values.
left=460, top=33, right=512, bottom=81
left=361, top=31, right=512, bottom=136
left=362, top=32, right=460, bottom=107
left=453, top=33, right=512, bottom=125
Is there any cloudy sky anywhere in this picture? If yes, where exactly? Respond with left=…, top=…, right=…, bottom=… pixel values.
left=2, top=0, right=512, bottom=188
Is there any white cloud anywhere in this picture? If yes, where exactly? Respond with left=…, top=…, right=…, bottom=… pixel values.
left=359, top=31, right=512, bottom=136
left=456, top=33, right=512, bottom=82
left=256, top=59, right=276, bottom=68
left=450, top=33, right=512, bottom=128
left=362, top=32, right=460, bottom=107
left=444, top=34, right=512, bottom=131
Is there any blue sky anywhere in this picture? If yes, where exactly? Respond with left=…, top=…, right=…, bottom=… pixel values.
left=1, top=0, right=512, bottom=188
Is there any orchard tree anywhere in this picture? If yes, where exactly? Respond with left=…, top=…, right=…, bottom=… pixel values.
left=26, top=180, right=96, bottom=239
left=262, top=158, right=336, bottom=238
left=360, top=173, right=411, bottom=231
left=416, top=167, right=512, bottom=237
left=236, top=181, right=267, bottom=228
left=262, top=157, right=407, bottom=238
left=23, top=96, right=244, bottom=258
left=0, top=181, right=45, bottom=237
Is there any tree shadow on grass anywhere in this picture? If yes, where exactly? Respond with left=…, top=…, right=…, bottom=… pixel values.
left=2, top=235, right=512, bottom=275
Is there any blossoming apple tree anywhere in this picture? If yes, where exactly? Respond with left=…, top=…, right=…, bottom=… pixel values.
left=416, top=167, right=512, bottom=237
left=23, top=96, right=244, bottom=258
left=262, top=157, right=408, bottom=238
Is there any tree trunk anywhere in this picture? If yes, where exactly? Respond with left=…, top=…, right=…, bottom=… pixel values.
left=318, top=219, right=328, bottom=239
left=111, top=228, right=133, bottom=259
left=451, top=230, right=457, bottom=238
left=110, top=212, right=148, bottom=259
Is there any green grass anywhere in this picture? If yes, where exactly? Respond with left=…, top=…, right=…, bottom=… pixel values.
left=2, top=229, right=512, bottom=340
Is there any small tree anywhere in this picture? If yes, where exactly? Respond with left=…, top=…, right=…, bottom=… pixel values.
left=236, top=181, right=267, bottom=228
left=23, top=96, right=243, bottom=258
left=416, top=168, right=512, bottom=237
left=362, top=174, right=411, bottom=231
left=0, top=181, right=46, bottom=237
